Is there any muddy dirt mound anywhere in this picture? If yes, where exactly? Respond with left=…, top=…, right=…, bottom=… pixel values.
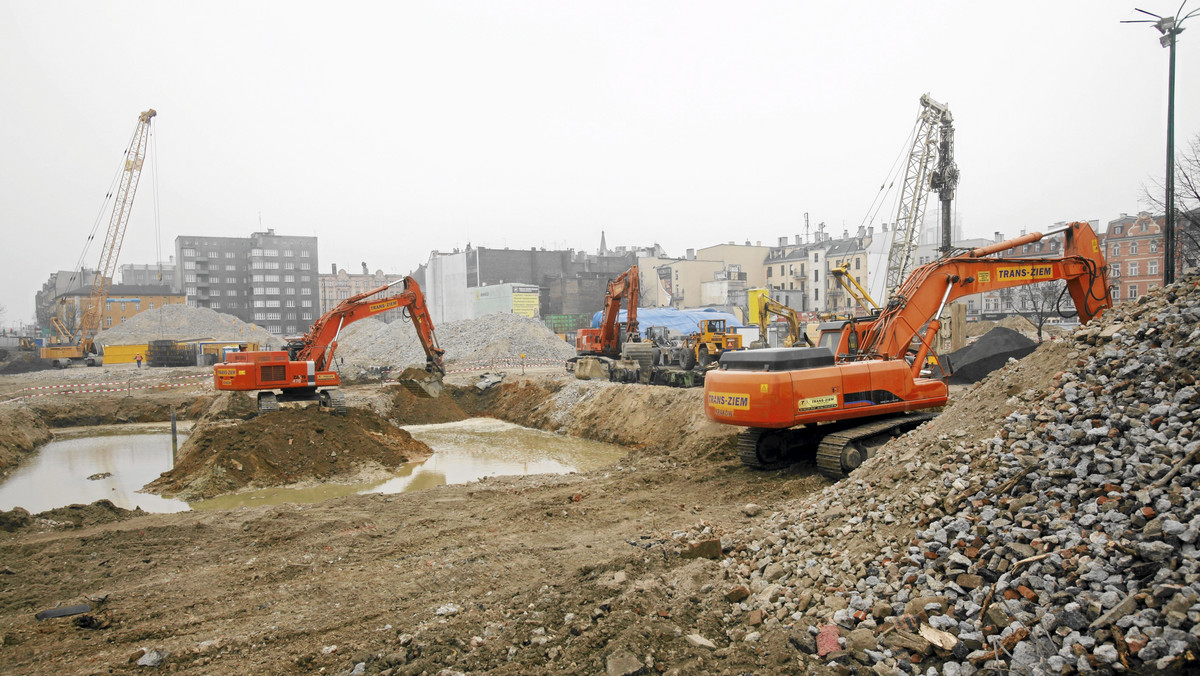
left=146, top=408, right=432, bottom=500
left=0, top=405, right=53, bottom=475
left=193, top=391, right=259, bottom=423
left=26, top=394, right=196, bottom=429
left=391, top=384, right=468, bottom=425
left=0, top=500, right=144, bottom=534
left=947, top=325, right=1038, bottom=384
left=453, top=375, right=737, bottom=461
left=0, top=357, right=54, bottom=375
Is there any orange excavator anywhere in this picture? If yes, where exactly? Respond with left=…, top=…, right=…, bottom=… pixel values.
left=571, top=265, right=645, bottom=380
left=705, top=222, right=1112, bottom=478
left=214, top=276, right=445, bottom=415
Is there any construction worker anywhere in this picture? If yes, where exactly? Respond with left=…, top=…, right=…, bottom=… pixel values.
left=134, top=353, right=143, bottom=369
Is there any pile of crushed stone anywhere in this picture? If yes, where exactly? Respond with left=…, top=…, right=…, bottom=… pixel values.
left=662, top=277, right=1200, bottom=674
left=948, top=326, right=1038, bottom=384
left=335, top=313, right=575, bottom=372
left=95, top=304, right=283, bottom=348
left=144, top=408, right=432, bottom=500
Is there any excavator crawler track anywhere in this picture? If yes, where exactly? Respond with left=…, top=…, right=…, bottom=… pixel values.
left=737, top=427, right=813, bottom=470
left=815, top=412, right=937, bottom=480
left=257, top=391, right=279, bottom=415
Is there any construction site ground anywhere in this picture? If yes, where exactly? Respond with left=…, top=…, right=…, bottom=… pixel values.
left=0, top=281, right=1195, bottom=675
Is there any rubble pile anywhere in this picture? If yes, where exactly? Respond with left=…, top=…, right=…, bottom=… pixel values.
left=336, top=313, right=575, bottom=371
left=95, top=304, right=283, bottom=348
left=717, top=278, right=1200, bottom=673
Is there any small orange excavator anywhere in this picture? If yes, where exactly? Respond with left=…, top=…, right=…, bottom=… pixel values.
left=214, top=276, right=445, bottom=415
left=570, top=265, right=645, bottom=380
left=705, top=222, right=1113, bottom=478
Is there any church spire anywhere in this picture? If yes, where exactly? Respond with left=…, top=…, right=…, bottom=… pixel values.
left=599, top=230, right=607, bottom=255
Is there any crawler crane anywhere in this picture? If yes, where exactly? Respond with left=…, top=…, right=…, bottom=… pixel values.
left=705, top=222, right=1112, bottom=478
left=42, top=109, right=157, bottom=367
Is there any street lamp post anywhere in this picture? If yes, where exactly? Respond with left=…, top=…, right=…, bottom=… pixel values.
left=1125, top=4, right=1198, bottom=285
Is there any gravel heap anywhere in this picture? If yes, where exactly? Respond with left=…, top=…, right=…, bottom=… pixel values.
left=702, top=277, right=1200, bottom=674
left=335, top=313, right=575, bottom=371
left=95, top=304, right=283, bottom=349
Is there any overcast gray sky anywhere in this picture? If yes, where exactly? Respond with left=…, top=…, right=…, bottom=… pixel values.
left=1, top=1, right=1197, bottom=326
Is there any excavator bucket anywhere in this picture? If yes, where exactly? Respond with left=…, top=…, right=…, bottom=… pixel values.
left=396, top=367, right=444, bottom=398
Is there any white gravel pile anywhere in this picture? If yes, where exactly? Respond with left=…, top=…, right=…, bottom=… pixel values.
left=95, top=304, right=284, bottom=349
left=336, top=313, right=575, bottom=371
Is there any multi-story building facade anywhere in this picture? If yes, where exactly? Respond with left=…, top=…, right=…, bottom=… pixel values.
left=120, top=261, right=178, bottom=291
left=1104, top=212, right=1164, bottom=303
left=57, top=285, right=184, bottom=331
left=175, top=229, right=319, bottom=336
left=319, top=264, right=405, bottom=318
left=416, top=241, right=663, bottom=325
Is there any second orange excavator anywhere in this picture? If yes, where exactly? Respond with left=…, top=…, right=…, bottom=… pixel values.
left=213, top=276, right=445, bottom=415
left=705, top=222, right=1113, bottom=478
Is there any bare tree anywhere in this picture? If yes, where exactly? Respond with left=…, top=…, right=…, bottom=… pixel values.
left=999, top=280, right=1070, bottom=342
left=1144, top=132, right=1200, bottom=273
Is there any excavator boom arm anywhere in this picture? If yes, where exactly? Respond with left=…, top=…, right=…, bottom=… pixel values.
left=297, top=276, right=444, bottom=374
left=863, top=221, right=1111, bottom=359
left=596, top=265, right=639, bottom=351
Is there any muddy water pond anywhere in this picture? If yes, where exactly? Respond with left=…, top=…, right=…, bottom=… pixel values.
left=0, top=432, right=192, bottom=514
left=0, top=418, right=627, bottom=513
left=192, top=418, right=627, bottom=510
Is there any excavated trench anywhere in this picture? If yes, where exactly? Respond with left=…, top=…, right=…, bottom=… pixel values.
left=0, top=376, right=727, bottom=513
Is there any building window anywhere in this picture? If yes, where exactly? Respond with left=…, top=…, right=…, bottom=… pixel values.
left=814, top=289, right=819, bottom=301
left=185, top=286, right=197, bottom=295
left=224, top=264, right=235, bottom=271
left=1111, top=244, right=1120, bottom=258
left=182, top=248, right=196, bottom=257
left=264, top=249, right=278, bottom=257
left=303, top=312, right=313, bottom=320
left=184, top=261, right=196, bottom=270
left=766, top=267, right=773, bottom=278
left=302, top=300, right=313, bottom=308
left=227, top=289, right=237, bottom=296
left=251, top=248, right=263, bottom=257
left=1114, top=225, right=1123, bottom=234
left=1150, top=240, right=1159, bottom=253
left=185, top=273, right=196, bottom=283
left=1111, top=262, right=1121, bottom=276
left=1149, top=260, right=1159, bottom=275
left=266, top=300, right=280, bottom=308
left=301, top=275, right=311, bottom=282
left=285, top=287, right=296, bottom=295
left=266, top=287, right=280, bottom=295
left=210, top=302, right=221, bottom=309
left=284, top=275, right=295, bottom=283
left=1130, top=241, right=1139, bottom=255
left=225, top=277, right=236, bottom=284
left=254, top=312, right=266, bottom=321
left=268, top=326, right=281, bottom=334
left=855, top=258, right=861, bottom=270
left=225, top=252, right=235, bottom=259
left=284, top=250, right=294, bottom=257
left=253, top=287, right=266, bottom=295
left=1129, top=261, right=1139, bottom=276
left=300, top=250, right=311, bottom=258
left=1128, top=285, right=1137, bottom=299
left=267, top=312, right=281, bottom=320
left=207, top=251, right=218, bottom=259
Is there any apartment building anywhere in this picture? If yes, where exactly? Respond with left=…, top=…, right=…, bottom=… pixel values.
left=319, top=264, right=405, bottom=318
left=1104, top=212, right=1164, bottom=303
left=175, top=229, right=319, bottom=336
